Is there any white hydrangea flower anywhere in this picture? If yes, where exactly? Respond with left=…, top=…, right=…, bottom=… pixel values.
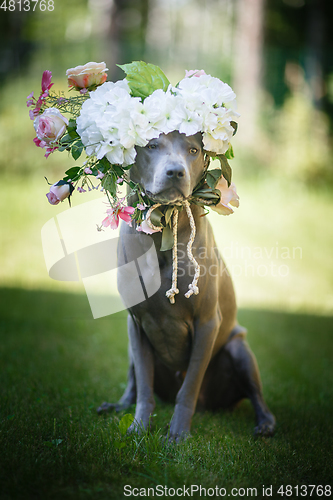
left=76, top=72, right=239, bottom=165
left=143, top=89, right=183, bottom=136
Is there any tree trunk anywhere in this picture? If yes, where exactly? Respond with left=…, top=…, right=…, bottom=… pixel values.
left=233, top=0, right=265, bottom=146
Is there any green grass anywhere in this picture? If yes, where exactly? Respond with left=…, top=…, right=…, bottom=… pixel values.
left=1, top=287, right=332, bottom=499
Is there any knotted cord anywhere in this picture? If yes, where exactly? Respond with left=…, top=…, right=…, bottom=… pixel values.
left=145, top=201, right=200, bottom=304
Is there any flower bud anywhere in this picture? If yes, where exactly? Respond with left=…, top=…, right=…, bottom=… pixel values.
left=46, top=181, right=73, bottom=205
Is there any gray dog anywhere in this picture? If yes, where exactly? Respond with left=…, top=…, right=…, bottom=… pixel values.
left=98, top=130, right=275, bottom=439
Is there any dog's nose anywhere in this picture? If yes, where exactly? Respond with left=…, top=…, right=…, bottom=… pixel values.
left=166, top=164, right=185, bottom=179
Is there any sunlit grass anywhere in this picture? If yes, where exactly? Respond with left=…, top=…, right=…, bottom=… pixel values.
left=1, top=171, right=333, bottom=315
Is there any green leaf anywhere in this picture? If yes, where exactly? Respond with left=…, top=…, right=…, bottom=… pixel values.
left=68, top=119, right=77, bottom=129
left=71, top=140, right=84, bottom=161
left=160, top=224, right=174, bottom=252
left=194, top=189, right=221, bottom=200
left=114, top=441, right=126, bottom=449
left=150, top=207, right=164, bottom=227
left=113, top=164, right=124, bottom=177
left=206, top=169, right=222, bottom=189
left=59, top=134, right=73, bottom=145
left=217, top=154, right=232, bottom=186
left=97, top=157, right=112, bottom=173
left=224, top=143, right=234, bottom=160
left=118, top=61, right=170, bottom=100
left=65, top=167, right=81, bottom=178
left=230, top=121, right=238, bottom=136
left=119, top=414, right=134, bottom=436
left=68, top=128, right=79, bottom=140
left=102, top=173, right=117, bottom=197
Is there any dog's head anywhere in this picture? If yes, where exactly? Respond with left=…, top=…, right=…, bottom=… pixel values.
left=131, top=131, right=206, bottom=204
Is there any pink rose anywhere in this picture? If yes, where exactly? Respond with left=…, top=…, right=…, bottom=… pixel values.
left=66, top=62, right=108, bottom=90
left=34, top=108, right=68, bottom=145
left=46, top=182, right=72, bottom=205
left=185, top=69, right=207, bottom=78
left=211, top=176, right=239, bottom=215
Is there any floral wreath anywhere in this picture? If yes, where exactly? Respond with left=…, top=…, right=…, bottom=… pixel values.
left=28, top=61, right=240, bottom=302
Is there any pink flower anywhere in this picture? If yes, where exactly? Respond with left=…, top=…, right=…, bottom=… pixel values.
left=77, top=186, right=86, bottom=193
left=84, top=167, right=92, bottom=174
left=136, top=220, right=162, bottom=234
left=44, top=146, right=58, bottom=158
left=66, top=62, right=108, bottom=91
left=102, top=205, right=135, bottom=230
left=211, top=176, right=239, bottom=215
left=34, top=108, right=68, bottom=145
left=185, top=69, right=207, bottom=78
left=96, top=170, right=104, bottom=179
left=33, top=137, right=45, bottom=148
left=136, top=203, right=146, bottom=211
left=116, top=177, right=124, bottom=184
left=26, top=92, right=34, bottom=107
left=46, top=182, right=73, bottom=205
left=29, top=107, right=40, bottom=120
left=41, top=70, right=53, bottom=94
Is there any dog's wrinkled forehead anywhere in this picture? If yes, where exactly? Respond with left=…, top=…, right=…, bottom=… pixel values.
left=146, top=130, right=203, bottom=151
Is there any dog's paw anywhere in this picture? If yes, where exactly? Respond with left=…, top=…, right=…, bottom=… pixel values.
left=96, top=402, right=120, bottom=415
left=167, top=431, right=190, bottom=444
left=253, top=418, right=276, bottom=437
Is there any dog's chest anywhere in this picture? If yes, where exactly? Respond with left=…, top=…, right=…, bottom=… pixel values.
left=137, top=309, right=192, bottom=371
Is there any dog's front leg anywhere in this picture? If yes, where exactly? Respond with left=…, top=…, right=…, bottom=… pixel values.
left=127, top=314, right=155, bottom=433
left=169, top=312, right=221, bottom=441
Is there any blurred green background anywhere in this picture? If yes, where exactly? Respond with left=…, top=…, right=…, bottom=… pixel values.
left=1, top=0, right=333, bottom=313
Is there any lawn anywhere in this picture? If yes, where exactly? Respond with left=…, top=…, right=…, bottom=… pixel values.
left=1, top=125, right=333, bottom=497
left=0, top=287, right=332, bottom=499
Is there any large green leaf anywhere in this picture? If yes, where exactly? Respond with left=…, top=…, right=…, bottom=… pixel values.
left=118, top=61, right=170, bottom=100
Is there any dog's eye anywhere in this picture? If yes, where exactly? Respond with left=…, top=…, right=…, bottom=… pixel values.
left=147, top=144, right=157, bottom=150
left=189, top=148, right=198, bottom=155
